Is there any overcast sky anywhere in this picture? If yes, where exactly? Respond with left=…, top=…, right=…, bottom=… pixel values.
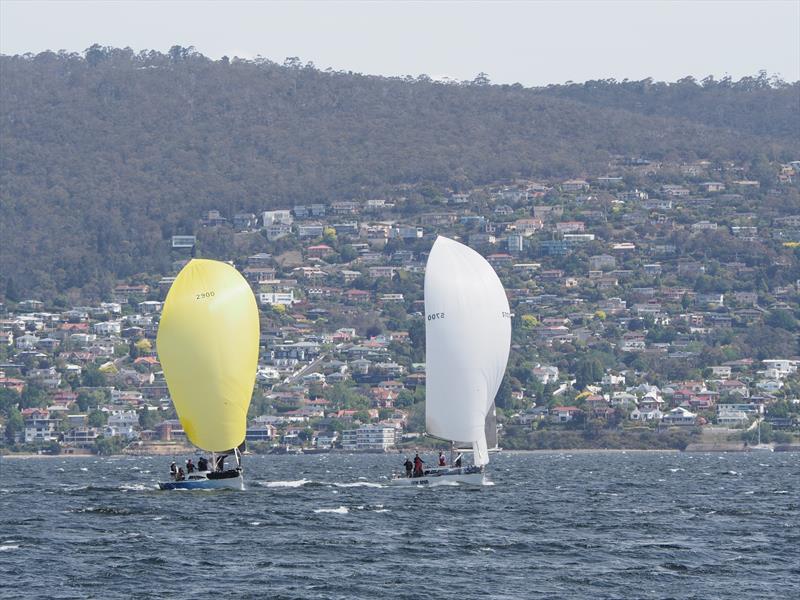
left=1, top=0, right=798, bottom=85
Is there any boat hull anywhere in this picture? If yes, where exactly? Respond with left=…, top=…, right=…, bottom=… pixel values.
left=158, top=471, right=244, bottom=491
left=389, top=467, right=485, bottom=487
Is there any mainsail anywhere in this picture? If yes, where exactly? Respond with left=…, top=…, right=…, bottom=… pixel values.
left=156, top=259, right=259, bottom=452
left=424, top=236, right=511, bottom=466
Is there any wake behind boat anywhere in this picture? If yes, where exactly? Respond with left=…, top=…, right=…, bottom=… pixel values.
left=390, top=236, right=511, bottom=486
left=155, top=259, right=260, bottom=491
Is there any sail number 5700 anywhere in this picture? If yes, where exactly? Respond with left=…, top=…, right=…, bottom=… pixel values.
left=195, top=291, right=215, bottom=300
left=427, top=312, right=445, bottom=321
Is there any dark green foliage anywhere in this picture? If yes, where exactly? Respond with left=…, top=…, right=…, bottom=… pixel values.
left=1, top=49, right=797, bottom=299
left=87, top=409, right=107, bottom=427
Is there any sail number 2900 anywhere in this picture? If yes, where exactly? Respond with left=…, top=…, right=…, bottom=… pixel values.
left=427, top=312, right=445, bottom=321
left=195, top=291, right=215, bottom=300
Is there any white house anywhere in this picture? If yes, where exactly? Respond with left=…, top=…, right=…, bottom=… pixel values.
left=662, top=407, right=697, bottom=426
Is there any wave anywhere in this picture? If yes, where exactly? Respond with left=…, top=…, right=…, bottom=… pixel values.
left=254, top=479, right=384, bottom=489
left=314, top=506, right=349, bottom=514
left=331, top=481, right=383, bottom=488
left=119, top=483, right=156, bottom=492
left=256, top=479, right=311, bottom=488
left=0, top=545, right=20, bottom=552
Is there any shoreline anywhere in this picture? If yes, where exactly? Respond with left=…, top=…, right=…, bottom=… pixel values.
left=3, top=446, right=798, bottom=458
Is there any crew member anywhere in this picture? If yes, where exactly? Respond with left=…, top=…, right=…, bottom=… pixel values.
left=413, top=452, right=425, bottom=477
left=197, top=456, right=208, bottom=472
left=403, top=457, right=413, bottom=478
left=169, top=462, right=178, bottom=480
left=186, top=459, right=195, bottom=473
left=438, top=451, right=446, bottom=467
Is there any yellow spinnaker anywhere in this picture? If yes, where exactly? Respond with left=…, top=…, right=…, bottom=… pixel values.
left=156, top=259, right=259, bottom=452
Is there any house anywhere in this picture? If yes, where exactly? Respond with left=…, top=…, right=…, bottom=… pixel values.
left=562, top=179, right=589, bottom=193
left=716, top=407, right=749, bottom=426
left=662, top=407, right=697, bottom=426
left=246, top=422, right=277, bottom=442
left=265, top=223, right=292, bottom=241
left=233, top=213, right=257, bottom=230
left=551, top=406, right=581, bottom=423
left=201, top=210, right=227, bottom=226
left=22, top=408, right=58, bottom=443
left=262, top=210, right=294, bottom=226
left=298, top=224, right=325, bottom=238
left=630, top=407, right=663, bottom=421
left=589, top=255, right=616, bottom=271
left=343, top=290, right=371, bottom=304
left=341, top=425, right=396, bottom=450
left=306, top=244, right=334, bottom=259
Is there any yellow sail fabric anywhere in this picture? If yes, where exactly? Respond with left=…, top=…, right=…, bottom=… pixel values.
left=156, top=259, right=259, bottom=452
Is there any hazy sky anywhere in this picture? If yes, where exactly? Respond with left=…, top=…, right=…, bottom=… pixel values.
left=1, top=0, right=798, bottom=85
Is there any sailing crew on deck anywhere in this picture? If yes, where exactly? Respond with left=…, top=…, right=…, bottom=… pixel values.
left=186, top=459, right=195, bottom=473
left=413, top=453, right=425, bottom=477
left=454, top=453, right=463, bottom=468
left=176, top=467, right=185, bottom=481
left=438, top=451, right=447, bottom=467
left=170, top=462, right=178, bottom=480
left=403, top=457, right=413, bottom=478
left=215, top=455, right=227, bottom=472
left=197, top=456, right=208, bottom=472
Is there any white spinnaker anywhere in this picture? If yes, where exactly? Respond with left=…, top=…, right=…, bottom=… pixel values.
left=424, top=236, right=511, bottom=466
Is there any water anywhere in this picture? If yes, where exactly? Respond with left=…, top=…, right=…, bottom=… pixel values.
left=1, top=451, right=798, bottom=599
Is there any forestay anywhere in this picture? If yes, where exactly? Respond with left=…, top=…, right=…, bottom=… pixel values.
left=156, top=259, right=259, bottom=452
left=424, top=236, right=511, bottom=466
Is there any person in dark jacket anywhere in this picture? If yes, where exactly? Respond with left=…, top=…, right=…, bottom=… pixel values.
left=403, top=457, right=413, bottom=478
left=197, top=456, right=208, bottom=472
left=186, top=459, right=195, bottom=474
left=176, top=467, right=185, bottom=481
left=215, top=455, right=227, bottom=472
left=169, top=462, right=178, bottom=480
left=413, top=453, right=425, bottom=477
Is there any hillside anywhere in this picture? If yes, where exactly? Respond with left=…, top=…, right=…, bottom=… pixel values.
left=1, top=46, right=799, bottom=299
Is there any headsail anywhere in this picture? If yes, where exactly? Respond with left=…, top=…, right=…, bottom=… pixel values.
left=424, top=236, right=511, bottom=466
left=156, top=259, right=259, bottom=452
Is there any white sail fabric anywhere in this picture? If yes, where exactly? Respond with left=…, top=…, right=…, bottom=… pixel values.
left=425, top=236, right=511, bottom=465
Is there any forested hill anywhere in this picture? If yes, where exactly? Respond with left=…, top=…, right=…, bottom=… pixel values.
left=1, top=47, right=799, bottom=299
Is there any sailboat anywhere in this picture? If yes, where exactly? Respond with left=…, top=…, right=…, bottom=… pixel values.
left=391, top=236, right=511, bottom=486
left=156, top=259, right=260, bottom=490
left=748, top=417, right=774, bottom=452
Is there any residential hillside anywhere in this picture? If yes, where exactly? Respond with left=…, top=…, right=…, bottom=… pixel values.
left=1, top=46, right=798, bottom=298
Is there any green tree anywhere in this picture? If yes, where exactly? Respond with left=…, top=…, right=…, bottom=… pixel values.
left=87, top=409, right=107, bottom=427
left=574, top=357, right=604, bottom=390
left=4, top=407, right=23, bottom=444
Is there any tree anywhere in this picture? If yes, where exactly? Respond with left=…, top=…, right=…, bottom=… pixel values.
left=87, top=409, right=107, bottom=427
left=138, top=407, right=159, bottom=429
left=4, top=408, right=23, bottom=443
left=81, top=366, right=107, bottom=387
left=575, top=357, right=604, bottom=390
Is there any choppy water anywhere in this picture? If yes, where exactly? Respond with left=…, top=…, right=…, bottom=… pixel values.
left=1, top=451, right=798, bottom=599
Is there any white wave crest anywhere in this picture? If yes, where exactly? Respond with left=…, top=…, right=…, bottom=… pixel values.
left=332, top=481, right=383, bottom=488
left=0, top=545, right=20, bottom=551
left=314, top=506, right=349, bottom=514
left=120, top=483, right=154, bottom=492
left=262, top=479, right=309, bottom=488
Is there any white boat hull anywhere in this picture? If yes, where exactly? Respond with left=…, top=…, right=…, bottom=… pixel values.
left=389, top=467, right=485, bottom=487
left=747, top=444, right=774, bottom=452
left=158, top=470, right=244, bottom=491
